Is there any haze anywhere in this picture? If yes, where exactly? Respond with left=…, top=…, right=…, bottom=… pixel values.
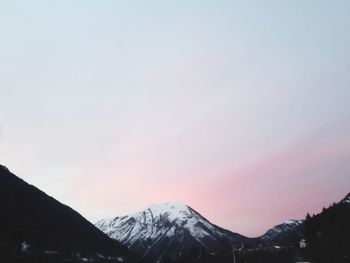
left=0, top=0, right=349, bottom=236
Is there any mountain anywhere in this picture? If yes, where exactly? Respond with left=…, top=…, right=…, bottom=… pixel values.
left=261, top=219, right=304, bottom=247
left=341, top=192, right=350, bottom=205
left=0, top=164, right=144, bottom=262
left=96, top=202, right=257, bottom=262
left=304, top=192, right=350, bottom=263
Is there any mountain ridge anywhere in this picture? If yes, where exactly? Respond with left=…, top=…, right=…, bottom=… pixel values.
left=0, top=164, right=145, bottom=262
left=96, top=202, right=260, bottom=262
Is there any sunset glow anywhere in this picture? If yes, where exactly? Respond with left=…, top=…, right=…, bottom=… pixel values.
left=1, top=0, right=349, bottom=237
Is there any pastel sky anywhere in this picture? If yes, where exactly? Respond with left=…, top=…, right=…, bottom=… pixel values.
left=0, top=0, right=350, bottom=236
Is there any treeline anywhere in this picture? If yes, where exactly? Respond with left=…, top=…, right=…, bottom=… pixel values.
left=163, top=194, right=350, bottom=263
left=304, top=198, right=350, bottom=263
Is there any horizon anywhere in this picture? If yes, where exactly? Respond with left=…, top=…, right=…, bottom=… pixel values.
left=1, top=162, right=349, bottom=238
left=92, top=197, right=347, bottom=238
left=1, top=0, right=350, bottom=237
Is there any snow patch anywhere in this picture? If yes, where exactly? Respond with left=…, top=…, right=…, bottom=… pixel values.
left=20, top=241, right=30, bottom=252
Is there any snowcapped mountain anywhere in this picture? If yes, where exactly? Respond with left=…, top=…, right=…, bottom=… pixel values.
left=261, top=219, right=304, bottom=246
left=96, top=202, right=256, bottom=262
left=260, top=193, right=350, bottom=248
left=261, top=219, right=304, bottom=242
left=341, top=192, right=350, bottom=205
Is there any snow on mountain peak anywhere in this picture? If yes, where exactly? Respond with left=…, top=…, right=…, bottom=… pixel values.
left=145, top=202, right=191, bottom=220
left=341, top=193, right=350, bottom=204
left=95, top=202, right=252, bottom=261
left=95, top=202, right=209, bottom=243
left=284, top=219, right=303, bottom=225
left=261, top=219, right=304, bottom=242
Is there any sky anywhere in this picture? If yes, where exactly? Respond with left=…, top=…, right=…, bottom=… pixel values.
left=0, top=0, right=350, bottom=237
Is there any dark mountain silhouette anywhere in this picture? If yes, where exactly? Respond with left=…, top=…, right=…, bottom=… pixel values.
left=304, top=192, right=350, bottom=263
left=0, top=164, right=144, bottom=262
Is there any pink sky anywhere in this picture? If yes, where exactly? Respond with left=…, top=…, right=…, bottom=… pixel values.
left=60, top=131, right=349, bottom=237
left=2, top=131, right=349, bottom=236
left=1, top=0, right=350, bottom=237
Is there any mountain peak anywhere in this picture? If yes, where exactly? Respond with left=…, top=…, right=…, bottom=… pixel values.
left=144, top=202, right=191, bottom=219
left=148, top=201, right=188, bottom=210
left=261, top=219, right=304, bottom=246
left=341, top=192, right=350, bottom=204
left=100, top=202, right=193, bottom=224
left=96, top=203, right=253, bottom=262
